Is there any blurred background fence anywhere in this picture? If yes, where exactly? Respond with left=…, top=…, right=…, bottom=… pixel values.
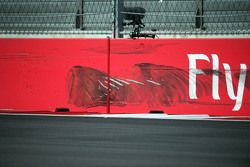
left=0, top=0, right=249, bottom=37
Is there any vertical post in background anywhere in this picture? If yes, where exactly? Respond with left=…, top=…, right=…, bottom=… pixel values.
left=107, top=37, right=111, bottom=114
left=195, top=0, right=204, bottom=30
left=114, top=0, right=124, bottom=38
left=76, top=0, right=84, bottom=29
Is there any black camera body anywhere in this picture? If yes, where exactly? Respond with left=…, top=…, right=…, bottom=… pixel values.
left=123, top=7, right=145, bottom=27
left=123, top=7, right=157, bottom=39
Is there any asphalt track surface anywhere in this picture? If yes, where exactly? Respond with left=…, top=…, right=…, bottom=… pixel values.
left=0, top=115, right=250, bottom=167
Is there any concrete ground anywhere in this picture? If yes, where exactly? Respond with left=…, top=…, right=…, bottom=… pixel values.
left=0, top=115, right=250, bottom=167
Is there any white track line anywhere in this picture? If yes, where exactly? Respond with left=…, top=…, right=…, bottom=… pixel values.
left=0, top=113, right=250, bottom=122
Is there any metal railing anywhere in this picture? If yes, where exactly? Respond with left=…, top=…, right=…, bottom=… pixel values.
left=0, top=0, right=249, bottom=37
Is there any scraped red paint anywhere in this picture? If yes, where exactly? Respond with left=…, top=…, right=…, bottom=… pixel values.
left=0, top=38, right=249, bottom=116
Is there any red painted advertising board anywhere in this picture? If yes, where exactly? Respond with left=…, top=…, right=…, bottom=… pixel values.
left=0, top=39, right=108, bottom=113
left=0, top=38, right=249, bottom=116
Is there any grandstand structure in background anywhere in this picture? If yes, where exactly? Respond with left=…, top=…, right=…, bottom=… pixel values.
left=0, top=0, right=249, bottom=37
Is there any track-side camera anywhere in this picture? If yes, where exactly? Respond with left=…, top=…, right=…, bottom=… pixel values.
left=123, top=7, right=157, bottom=39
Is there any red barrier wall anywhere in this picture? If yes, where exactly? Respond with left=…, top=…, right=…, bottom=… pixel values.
left=0, top=39, right=108, bottom=113
left=0, top=38, right=250, bottom=116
